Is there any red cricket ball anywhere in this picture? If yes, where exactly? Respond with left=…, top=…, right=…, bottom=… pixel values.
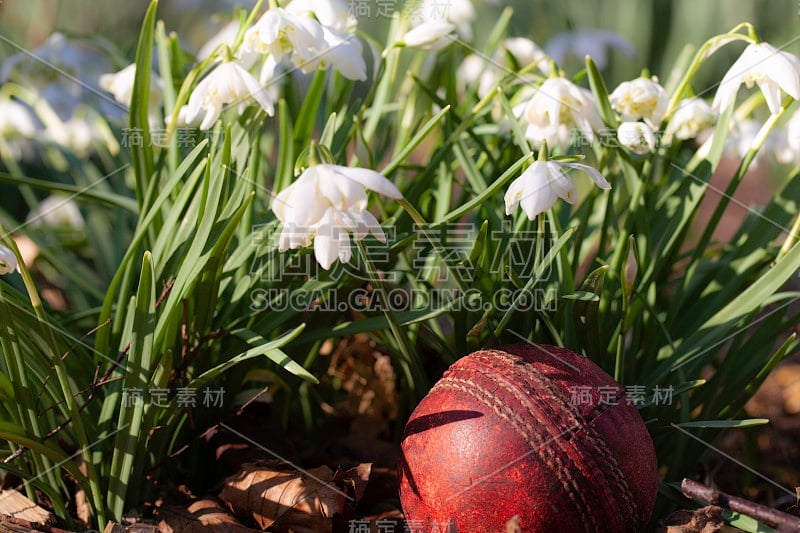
left=399, top=344, right=658, bottom=532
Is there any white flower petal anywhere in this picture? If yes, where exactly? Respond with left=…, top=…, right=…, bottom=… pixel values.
left=562, top=162, right=612, bottom=189
left=547, top=164, right=578, bottom=204
left=402, top=21, right=456, bottom=51
left=360, top=210, right=386, bottom=243
left=518, top=163, right=556, bottom=220
left=757, top=77, right=783, bottom=115
left=326, top=165, right=403, bottom=199
left=0, top=245, right=18, bottom=275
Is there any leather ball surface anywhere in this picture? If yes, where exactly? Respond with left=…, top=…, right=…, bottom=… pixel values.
left=399, top=344, right=658, bottom=532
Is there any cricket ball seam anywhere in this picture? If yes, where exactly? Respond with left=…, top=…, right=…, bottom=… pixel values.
left=470, top=350, right=639, bottom=525
left=435, top=377, right=597, bottom=532
left=466, top=363, right=633, bottom=530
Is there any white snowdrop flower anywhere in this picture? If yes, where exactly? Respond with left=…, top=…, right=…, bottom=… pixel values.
left=458, top=54, right=485, bottom=86
left=185, top=60, right=274, bottom=130
left=713, top=42, right=800, bottom=115
left=302, top=26, right=367, bottom=81
left=272, top=164, right=402, bottom=270
left=667, top=98, right=717, bottom=140
left=27, top=195, right=84, bottom=229
left=58, top=118, right=100, bottom=156
left=522, top=77, right=603, bottom=150
left=415, top=0, right=475, bottom=40
left=545, top=28, right=636, bottom=70
left=0, top=99, right=37, bottom=138
left=0, top=245, right=19, bottom=275
left=617, top=121, right=657, bottom=154
left=459, top=38, right=548, bottom=99
left=610, top=76, right=668, bottom=128
left=243, top=8, right=325, bottom=64
left=45, top=107, right=119, bottom=157
left=505, top=160, right=611, bottom=220
left=500, top=37, right=550, bottom=73
left=402, top=21, right=457, bottom=51
left=697, top=118, right=779, bottom=167
left=285, top=0, right=356, bottom=34
left=727, top=119, right=776, bottom=164
left=99, top=64, right=163, bottom=109
left=168, top=104, right=204, bottom=129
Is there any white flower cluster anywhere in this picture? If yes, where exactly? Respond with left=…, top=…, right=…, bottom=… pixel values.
left=96, top=0, right=368, bottom=133
left=609, top=76, right=667, bottom=155
left=272, top=163, right=402, bottom=270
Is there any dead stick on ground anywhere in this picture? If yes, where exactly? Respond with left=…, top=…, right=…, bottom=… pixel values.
left=682, top=478, right=800, bottom=531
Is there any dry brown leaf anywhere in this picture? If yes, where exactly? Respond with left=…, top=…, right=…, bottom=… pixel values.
left=104, top=521, right=159, bottom=532
left=0, top=489, right=54, bottom=526
left=74, top=456, right=92, bottom=528
left=325, top=335, right=398, bottom=439
left=332, top=464, right=371, bottom=502
left=219, top=463, right=347, bottom=533
left=157, top=498, right=258, bottom=533
left=657, top=506, right=737, bottom=533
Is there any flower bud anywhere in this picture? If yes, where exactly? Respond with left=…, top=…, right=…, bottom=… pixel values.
left=617, top=121, right=656, bottom=154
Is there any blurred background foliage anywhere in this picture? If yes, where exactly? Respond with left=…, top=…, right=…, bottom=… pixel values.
left=2, top=0, right=799, bottom=87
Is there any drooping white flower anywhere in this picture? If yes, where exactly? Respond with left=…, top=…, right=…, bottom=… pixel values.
left=243, top=8, right=325, bottom=64
left=667, top=98, right=717, bottom=140
left=26, top=195, right=84, bottom=229
left=185, top=60, right=275, bottom=130
left=545, top=28, right=636, bottom=69
left=459, top=38, right=549, bottom=98
left=504, top=160, right=611, bottom=220
left=402, top=21, right=457, bottom=51
left=458, top=55, right=485, bottom=90
left=244, top=7, right=365, bottom=81
left=301, top=26, right=367, bottom=81
left=610, top=76, right=668, bottom=128
left=99, top=64, right=163, bottom=109
left=413, top=0, right=475, bottom=40
left=285, top=0, right=356, bottom=34
left=617, top=121, right=657, bottom=154
left=99, top=64, right=164, bottom=127
left=43, top=106, right=120, bottom=157
left=725, top=119, right=778, bottom=165
left=0, top=245, right=19, bottom=275
left=522, top=77, right=603, bottom=150
left=0, top=99, right=37, bottom=138
left=713, top=42, right=800, bottom=115
left=500, top=37, right=550, bottom=73
left=272, top=164, right=402, bottom=269
left=697, top=118, right=780, bottom=167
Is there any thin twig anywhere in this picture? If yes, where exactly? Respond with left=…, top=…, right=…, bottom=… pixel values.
left=35, top=319, right=112, bottom=414
left=682, top=478, right=800, bottom=530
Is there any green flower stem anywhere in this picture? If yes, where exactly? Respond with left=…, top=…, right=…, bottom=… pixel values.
left=614, top=293, right=630, bottom=383
left=777, top=211, right=800, bottom=261
left=398, top=198, right=469, bottom=292
left=663, top=28, right=754, bottom=121
left=355, top=240, right=428, bottom=397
